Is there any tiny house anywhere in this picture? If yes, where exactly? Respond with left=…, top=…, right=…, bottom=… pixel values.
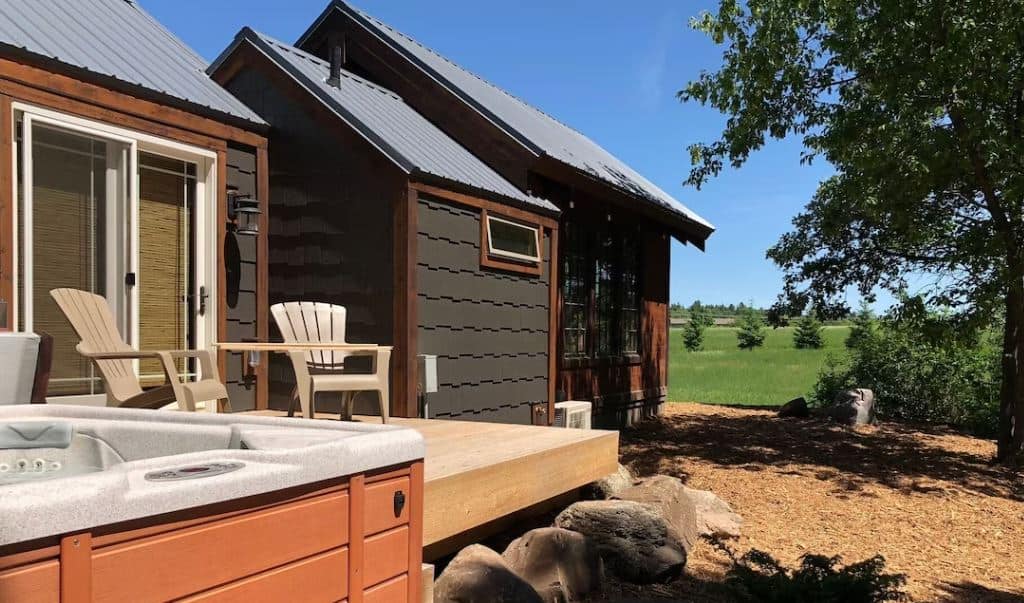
left=212, top=1, right=715, bottom=427
left=211, top=31, right=560, bottom=424
left=0, top=0, right=270, bottom=410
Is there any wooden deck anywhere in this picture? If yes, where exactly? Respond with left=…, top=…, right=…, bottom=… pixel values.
left=247, top=412, right=619, bottom=557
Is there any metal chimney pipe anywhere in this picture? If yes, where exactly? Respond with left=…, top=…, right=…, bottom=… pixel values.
left=327, top=45, right=344, bottom=88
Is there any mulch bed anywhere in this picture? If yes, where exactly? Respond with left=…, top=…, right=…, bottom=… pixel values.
left=609, top=403, right=1024, bottom=602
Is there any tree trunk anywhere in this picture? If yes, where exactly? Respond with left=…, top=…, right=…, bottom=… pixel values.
left=997, top=278, right=1024, bottom=462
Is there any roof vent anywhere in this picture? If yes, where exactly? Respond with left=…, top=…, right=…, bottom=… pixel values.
left=327, top=45, right=344, bottom=88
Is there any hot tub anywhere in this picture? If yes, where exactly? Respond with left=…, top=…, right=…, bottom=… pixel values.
left=0, top=405, right=425, bottom=602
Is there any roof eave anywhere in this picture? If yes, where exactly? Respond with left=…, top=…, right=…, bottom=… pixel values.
left=408, top=169, right=560, bottom=218
left=0, top=43, right=268, bottom=132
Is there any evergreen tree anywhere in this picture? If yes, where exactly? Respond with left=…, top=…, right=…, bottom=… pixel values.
left=846, top=301, right=876, bottom=349
left=736, top=308, right=766, bottom=351
left=683, top=306, right=713, bottom=351
left=793, top=312, right=824, bottom=349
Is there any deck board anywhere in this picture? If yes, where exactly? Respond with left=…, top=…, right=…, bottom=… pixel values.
left=245, top=412, right=619, bottom=549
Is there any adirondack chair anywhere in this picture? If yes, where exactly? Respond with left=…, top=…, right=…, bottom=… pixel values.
left=271, top=301, right=390, bottom=423
left=50, top=288, right=230, bottom=412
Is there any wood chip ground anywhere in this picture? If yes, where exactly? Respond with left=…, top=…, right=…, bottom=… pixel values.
left=601, top=403, right=1024, bottom=602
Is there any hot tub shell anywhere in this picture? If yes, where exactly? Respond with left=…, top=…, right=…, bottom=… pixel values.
left=0, top=405, right=425, bottom=602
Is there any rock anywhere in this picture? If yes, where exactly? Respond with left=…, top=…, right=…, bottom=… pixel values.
left=682, top=487, right=743, bottom=539
left=827, top=388, right=876, bottom=426
left=584, top=463, right=636, bottom=499
left=778, top=396, right=810, bottom=418
left=434, top=544, right=544, bottom=603
left=554, top=500, right=686, bottom=584
left=613, top=475, right=699, bottom=553
left=502, top=528, right=603, bottom=603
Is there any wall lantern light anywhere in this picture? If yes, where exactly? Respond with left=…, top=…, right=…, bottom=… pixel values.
left=227, top=187, right=261, bottom=236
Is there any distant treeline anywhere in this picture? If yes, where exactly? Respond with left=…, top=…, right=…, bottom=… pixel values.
left=670, top=301, right=763, bottom=319
left=671, top=301, right=850, bottom=326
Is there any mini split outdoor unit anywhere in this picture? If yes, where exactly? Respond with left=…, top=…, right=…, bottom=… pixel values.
left=553, top=401, right=592, bottom=430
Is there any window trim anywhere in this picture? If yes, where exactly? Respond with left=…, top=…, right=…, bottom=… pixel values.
left=480, top=209, right=543, bottom=276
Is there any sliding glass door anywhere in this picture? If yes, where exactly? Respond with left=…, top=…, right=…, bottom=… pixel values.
left=15, top=108, right=214, bottom=401
left=138, top=152, right=197, bottom=386
left=18, top=121, right=129, bottom=396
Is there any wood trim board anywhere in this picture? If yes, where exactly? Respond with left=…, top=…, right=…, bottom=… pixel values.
left=393, top=186, right=419, bottom=418
left=0, top=94, right=11, bottom=331
left=0, top=55, right=264, bottom=146
left=409, top=181, right=558, bottom=230
left=478, top=208, right=544, bottom=277
left=255, top=145, right=270, bottom=410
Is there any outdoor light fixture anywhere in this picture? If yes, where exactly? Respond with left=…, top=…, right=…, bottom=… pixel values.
left=227, top=188, right=261, bottom=236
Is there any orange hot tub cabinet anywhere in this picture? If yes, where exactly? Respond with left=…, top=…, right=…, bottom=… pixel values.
left=0, top=461, right=424, bottom=603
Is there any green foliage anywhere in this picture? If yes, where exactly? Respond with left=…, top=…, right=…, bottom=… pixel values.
left=845, top=301, right=876, bottom=349
left=793, top=313, right=825, bottom=349
left=683, top=306, right=714, bottom=351
left=712, top=538, right=908, bottom=603
left=813, top=310, right=1001, bottom=435
left=682, top=0, right=1024, bottom=457
left=737, top=308, right=766, bottom=351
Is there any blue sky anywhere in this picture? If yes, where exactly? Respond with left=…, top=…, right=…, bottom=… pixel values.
left=145, top=0, right=846, bottom=309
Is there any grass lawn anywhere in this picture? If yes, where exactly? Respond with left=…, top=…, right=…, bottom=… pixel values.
left=668, top=325, right=850, bottom=407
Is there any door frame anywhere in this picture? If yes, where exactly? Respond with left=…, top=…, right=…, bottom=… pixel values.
left=12, top=102, right=219, bottom=399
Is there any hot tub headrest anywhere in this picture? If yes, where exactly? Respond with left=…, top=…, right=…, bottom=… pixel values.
left=0, top=421, right=74, bottom=449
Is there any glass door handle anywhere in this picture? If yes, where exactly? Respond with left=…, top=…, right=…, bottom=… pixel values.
left=197, top=286, right=208, bottom=317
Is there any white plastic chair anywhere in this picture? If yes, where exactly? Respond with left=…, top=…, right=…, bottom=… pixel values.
left=270, top=301, right=390, bottom=423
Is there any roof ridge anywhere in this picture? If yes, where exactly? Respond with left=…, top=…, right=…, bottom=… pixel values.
left=352, top=5, right=590, bottom=139
left=248, top=28, right=403, bottom=100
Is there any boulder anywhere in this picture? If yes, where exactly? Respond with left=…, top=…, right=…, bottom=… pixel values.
left=827, top=388, right=876, bottom=426
left=682, top=487, right=743, bottom=539
left=554, top=500, right=686, bottom=584
left=778, top=396, right=810, bottom=418
left=613, top=475, right=699, bottom=553
left=434, top=544, right=544, bottom=603
left=584, top=463, right=637, bottom=499
left=502, top=528, right=603, bottom=603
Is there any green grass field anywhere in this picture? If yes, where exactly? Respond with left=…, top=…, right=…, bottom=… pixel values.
left=669, top=326, right=850, bottom=407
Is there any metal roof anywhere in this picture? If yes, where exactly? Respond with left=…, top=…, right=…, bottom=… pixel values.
left=214, top=29, right=558, bottom=214
left=298, top=1, right=714, bottom=241
left=0, top=0, right=264, bottom=126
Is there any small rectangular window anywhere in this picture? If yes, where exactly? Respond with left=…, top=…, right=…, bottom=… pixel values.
left=486, top=215, right=540, bottom=263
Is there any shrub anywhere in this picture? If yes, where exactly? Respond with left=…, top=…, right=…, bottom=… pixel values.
left=845, top=301, right=875, bottom=349
left=737, top=308, right=766, bottom=351
left=793, top=312, right=824, bottom=349
left=684, top=307, right=713, bottom=351
left=712, top=538, right=908, bottom=603
left=813, top=312, right=1000, bottom=435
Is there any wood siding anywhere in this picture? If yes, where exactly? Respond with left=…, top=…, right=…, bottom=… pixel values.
left=528, top=175, right=671, bottom=427
left=218, top=62, right=404, bottom=413
left=416, top=195, right=550, bottom=424
left=556, top=228, right=669, bottom=426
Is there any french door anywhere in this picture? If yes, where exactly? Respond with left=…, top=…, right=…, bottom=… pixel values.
left=14, top=106, right=216, bottom=401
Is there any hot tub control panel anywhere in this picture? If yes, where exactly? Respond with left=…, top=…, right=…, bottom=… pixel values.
left=0, top=457, right=61, bottom=474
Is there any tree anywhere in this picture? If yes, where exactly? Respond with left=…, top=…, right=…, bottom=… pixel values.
left=684, top=305, right=714, bottom=351
left=736, top=308, right=766, bottom=351
left=793, top=312, right=824, bottom=349
left=846, top=301, right=876, bottom=349
left=681, top=0, right=1024, bottom=462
